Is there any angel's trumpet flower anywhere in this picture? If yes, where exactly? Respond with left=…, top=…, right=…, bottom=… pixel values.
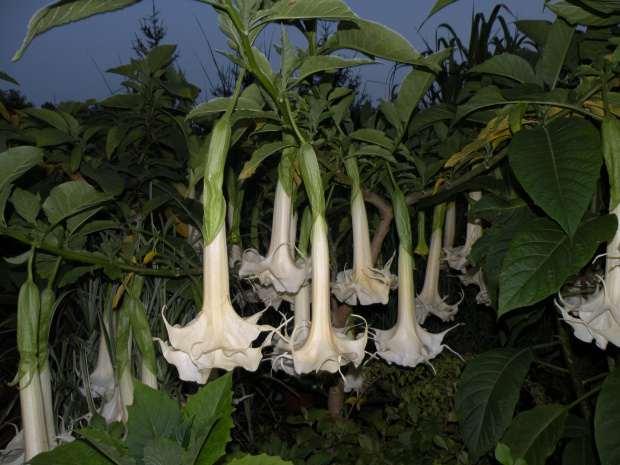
left=416, top=204, right=462, bottom=322
left=240, top=178, right=310, bottom=294
left=332, top=156, right=397, bottom=305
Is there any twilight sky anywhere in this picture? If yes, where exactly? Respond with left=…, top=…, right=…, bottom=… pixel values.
left=0, top=1, right=554, bottom=107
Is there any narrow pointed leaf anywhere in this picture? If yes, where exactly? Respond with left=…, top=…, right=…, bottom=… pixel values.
left=498, top=214, right=617, bottom=315
left=14, top=0, right=142, bottom=60
left=187, top=97, right=263, bottom=120
left=296, top=56, right=375, bottom=86
left=594, top=367, right=620, bottom=465
left=328, top=19, right=439, bottom=69
left=420, top=0, right=459, bottom=26
left=468, top=54, right=537, bottom=84
left=500, top=405, right=568, bottom=465
left=455, top=347, right=533, bottom=460
left=541, top=18, right=575, bottom=90
left=239, top=141, right=297, bottom=179
left=508, top=117, right=602, bottom=237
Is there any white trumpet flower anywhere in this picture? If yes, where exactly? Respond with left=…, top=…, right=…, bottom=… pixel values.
left=375, top=244, right=455, bottom=367
left=332, top=192, right=397, bottom=306
left=556, top=209, right=620, bottom=350
left=416, top=228, right=462, bottom=323
left=444, top=191, right=482, bottom=273
left=239, top=179, right=310, bottom=294
left=155, top=224, right=274, bottom=384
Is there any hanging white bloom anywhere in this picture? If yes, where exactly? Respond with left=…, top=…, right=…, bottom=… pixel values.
left=332, top=183, right=397, bottom=306
left=155, top=225, right=274, bottom=384
left=444, top=191, right=483, bottom=273
left=416, top=228, right=462, bottom=323
left=375, top=244, right=456, bottom=367
left=239, top=179, right=310, bottom=294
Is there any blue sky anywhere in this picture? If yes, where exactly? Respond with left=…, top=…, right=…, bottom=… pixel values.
left=0, top=1, right=554, bottom=107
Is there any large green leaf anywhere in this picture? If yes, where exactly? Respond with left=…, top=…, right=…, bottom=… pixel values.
left=42, top=181, right=112, bottom=227
left=547, top=1, right=620, bottom=26
left=227, top=454, right=294, bottom=465
left=23, top=108, right=70, bottom=133
left=562, top=436, right=597, bottom=465
left=76, top=428, right=134, bottom=465
left=594, top=368, right=620, bottom=465
left=0, top=146, right=43, bottom=192
left=468, top=194, right=535, bottom=228
left=326, top=19, right=439, bottom=69
left=296, top=56, right=375, bottom=86
left=499, top=405, right=568, bottom=465
left=143, top=437, right=184, bottom=465
left=124, top=380, right=185, bottom=460
left=14, top=0, right=143, bottom=60
left=27, top=439, right=113, bottom=465
left=498, top=214, right=617, bottom=316
left=455, top=347, right=533, bottom=460
left=266, top=0, right=358, bottom=21
left=395, top=50, right=451, bottom=124
left=468, top=54, right=537, bottom=84
left=239, top=141, right=297, bottom=180
left=540, top=18, right=575, bottom=90
left=508, top=117, right=602, bottom=237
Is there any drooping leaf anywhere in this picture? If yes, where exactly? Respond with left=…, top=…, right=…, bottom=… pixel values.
left=468, top=194, right=535, bottom=228
left=266, top=0, right=358, bottom=21
left=42, top=182, right=112, bottom=227
left=124, top=380, right=185, bottom=460
left=350, top=128, right=394, bottom=149
left=547, top=1, right=620, bottom=26
left=498, top=214, right=618, bottom=316
left=0, top=71, right=19, bottom=85
left=187, top=97, right=263, bottom=120
left=540, top=18, right=575, bottom=90
left=0, top=146, right=43, bottom=192
left=57, top=266, right=98, bottom=288
left=296, top=56, right=375, bottom=86
left=468, top=54, right=537, bottom=84
left=594, top=367, right=620, bottom=465
left=239, top=141, right=297, bottom=179
left=499, top=405, right=568, bottom=465
left=514, top=20, right=551, bottom=47
left=355, top=145, right=397, bottom=164
left=562, top=436, right=597, bottom=465
left=23, top=108, right=70, bottom=133
left=98, top=93, right=143, bottom=108
left=11, top=188, right=39, bottom=223
left=455, top=347, right=533, bottom=460
left=13, top=0, right=143, bottom=61
left=508, top=117, right=602, bottom=237
left=326, top=19, right=439, bottom=69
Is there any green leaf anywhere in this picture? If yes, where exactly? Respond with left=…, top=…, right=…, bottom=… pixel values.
left=355, top=145, right=397, bottom=164
left=42, top=181, right=112, bottom=227
left=562, top=436, right=596, bottom=465
left=351, top=128, right=394, bottom=149
left=0, top=146, right=43, bottom=192
left=421, top=0, right=459, bottom=25
left=468, top=54, right=537, bottom=84
left=187, top=97, right=263, bottom=120
left=76, top=428, right=133, bottom=465
left=508, top=117, right=602, bottom=237
left=476, top=226, right=519, bottom=307
left=327, top=19, right=438, bottom=69
left=455, top=347, right=533, bottom=460
left=239, top=141, right=297, bottom=180
left=23, top=108, right=70, bottom=132
left=515, top=20, right=551, bottom=47
left=266, top=0, right=359, bottom=22
left=0, top=71, right=19, bottom=85
left=396, top=50, right=451, bottom=124
left=498, top=214, right=618, bottom=315
left=296, top=56, right=375, bottom=86
left=58, top=266, right=98, bottom=288
left=14, top=0, right=142, bottom=60
left=27, top=439, right=113, bottom=464
left=124, top=380, right=185, bottom=461
left=145, top=44, right=177, bottom=73
left=547, top=1, right=620, bottom=26
left=36, top=127, right=75, bottom=146
left=594, top=368, right=620, bottom=465
left=227, top=454, right=294, bottom=465
left=143, top=437, right=184, bottom=465
left=540, top=18, right=575, bottom=90
left=500, top=405, right=568, bottom=465
left=468, top=194, right=535, bottom=228
left=11, top=188, right=39, bottom=223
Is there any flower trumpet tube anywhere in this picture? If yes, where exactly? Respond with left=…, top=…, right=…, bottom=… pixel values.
left=374, top=188, right=455, bottom=367
left=332, top=155, right=397, bottom=305
left=444, top=191, right=482, bottom=273
left=156, top=224, right=275, bottom=383
left=240, top=177, right=310, bottom=294
left=285, top=143, right=366, bottom=375
left=415, top=203, right=462, bottom=323
left=556, top=115, right=620, bottom=349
